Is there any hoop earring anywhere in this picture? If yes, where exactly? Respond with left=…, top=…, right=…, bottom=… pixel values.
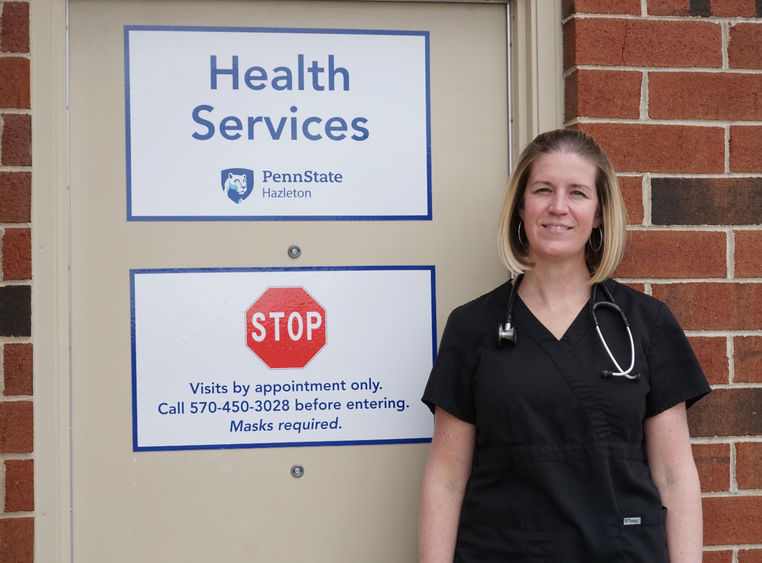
left=517, top=220, right=527, bottom=248
left=589, top=227, right=603, bottom=252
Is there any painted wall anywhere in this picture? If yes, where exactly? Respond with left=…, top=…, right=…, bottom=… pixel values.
left=2, top=0, right=761, bottom=560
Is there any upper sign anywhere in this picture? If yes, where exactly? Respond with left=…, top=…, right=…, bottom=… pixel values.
left=124, top=26, right=431, bottom=220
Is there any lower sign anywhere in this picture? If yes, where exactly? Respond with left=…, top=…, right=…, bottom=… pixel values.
left=131, top=266, right=436, bottom=450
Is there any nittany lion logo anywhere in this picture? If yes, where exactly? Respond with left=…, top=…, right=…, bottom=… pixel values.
left=221, top=168, right=254, bottom=204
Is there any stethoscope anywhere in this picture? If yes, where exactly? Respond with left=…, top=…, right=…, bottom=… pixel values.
left=498, top=274, right=640, bottom=381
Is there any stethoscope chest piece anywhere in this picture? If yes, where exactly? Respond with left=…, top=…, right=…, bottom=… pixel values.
left=498, top=322, right=516, bottom=345
left=498, top=274, right=523, bottom=347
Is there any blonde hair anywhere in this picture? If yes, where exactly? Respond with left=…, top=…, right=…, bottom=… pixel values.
left=497, top=129, right=627, bottom=284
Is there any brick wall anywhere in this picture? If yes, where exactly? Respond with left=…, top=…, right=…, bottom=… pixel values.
left=1, top=0, right=759, bottom=560
left=0, top=1, right=33, bottom=562
left=564, top=0, right=762, bottom=560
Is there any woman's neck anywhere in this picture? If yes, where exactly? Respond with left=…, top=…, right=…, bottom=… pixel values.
left=519, top=262, right=593, bottom=308
left=517, top=264, right=594, bottom=340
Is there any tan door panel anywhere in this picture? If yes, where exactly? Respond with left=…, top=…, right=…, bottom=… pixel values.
left=69, top=1, right=508, bottom=560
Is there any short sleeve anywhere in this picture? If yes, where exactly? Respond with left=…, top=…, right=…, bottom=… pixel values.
left=421, top=306, right=479, bottom=423
left=644, top=302, right=711, bottom=417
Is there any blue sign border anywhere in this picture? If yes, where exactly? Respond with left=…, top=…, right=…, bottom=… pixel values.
left=130, top=265, right=437, bottom=451
left=124, top=26, right=432, bottom=222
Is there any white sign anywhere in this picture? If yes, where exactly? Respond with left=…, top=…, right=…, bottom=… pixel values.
left=131, top=267, right=436, bottom=450
left=124, top=26, right=431, bottom=220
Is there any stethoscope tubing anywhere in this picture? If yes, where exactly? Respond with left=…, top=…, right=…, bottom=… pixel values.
left=499, top=275, right=640, bottom=381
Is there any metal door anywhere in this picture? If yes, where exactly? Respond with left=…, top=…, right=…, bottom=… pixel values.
left=68, top=1, right=509, bottom=560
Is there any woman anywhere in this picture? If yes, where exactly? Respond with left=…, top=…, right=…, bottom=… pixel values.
left=419, top=129, right=710, bottom=562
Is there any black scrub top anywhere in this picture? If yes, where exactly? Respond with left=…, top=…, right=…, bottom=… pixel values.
left=422, top=279, right=710, bottom=563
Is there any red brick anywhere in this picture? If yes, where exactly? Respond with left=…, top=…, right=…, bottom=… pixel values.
left=1, top=228, right=31, bottom=280
left=575, top=123, right=724, bottom=174
left=736, top=230, right=762, bottom=278
left=730, top=23, right=762, bottom=70
left=0, top=3, right=30, bottom=53
left=0, top=172, right=31, bottom=222
left=703, top=551, right=734, bottom=563
left=615, top=230, right=725, bottom=278
left=565, top=69, right=641, bottom=120
left=653, top=282, right=762, bottom=331
left=689, top=336, right=728, bottom=386
left=0, top=114, right=31, bottom=166
left=649, top=0, right=758, bottom=17
left=3, top=342, right=32, bottom=395
left=0, top=400, right=32, bottom=453
left=740, top=548, right=762, bottom=563
left=692, top=443, right=730, bottom=492
left=737, top=442, right=762, bottom=490
left=703, top=496, right=762, bottom=546
left=0, top=58, right=29, bottom=109
left=563, top=0, right=641, bottom=17
left=689, top=388, right=762, bottom=437
left=0, top=517, right=33, bottom=563
left=652, top=178, right=762, bottom=226
left=730, top=126, right=762, bottom=173
left=647, top=0, right=692, bottom=15
left=619, top=175, right=643, bottom=224
left=4, top=458, right=33, bottom=511
left=735, top=336, right=762, bottom=384
left=564, top=18, right=721, bottom=69
left=650, top=72, right=762, bottom=121
left=710, top=0, right=759, bottom=18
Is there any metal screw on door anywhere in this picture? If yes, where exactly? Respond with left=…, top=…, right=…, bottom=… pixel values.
left=288, top=245, right=301, bottom=259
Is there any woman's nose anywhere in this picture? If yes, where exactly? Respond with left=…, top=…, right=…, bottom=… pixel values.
left=548, top=192, right=568, bottom=214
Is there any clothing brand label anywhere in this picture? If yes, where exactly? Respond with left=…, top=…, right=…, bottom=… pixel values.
left=623, top=516, right=642, bottom=526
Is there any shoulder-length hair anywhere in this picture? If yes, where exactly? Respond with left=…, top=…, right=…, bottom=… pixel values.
left=497, top=129, right=628, bottom=283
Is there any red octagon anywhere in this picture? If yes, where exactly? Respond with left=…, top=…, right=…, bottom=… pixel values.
left=245, top=287, right=326, bottom=369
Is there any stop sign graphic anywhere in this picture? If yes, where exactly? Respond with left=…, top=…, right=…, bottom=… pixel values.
left=246, top=287, right=326, bottom=368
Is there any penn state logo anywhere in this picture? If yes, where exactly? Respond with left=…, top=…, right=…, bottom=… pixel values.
left=221, top=168, right=254, bottom=204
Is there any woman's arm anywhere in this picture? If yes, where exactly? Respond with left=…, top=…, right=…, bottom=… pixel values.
left=419, top=407, right=476, bottom=562
left=644, top=401, right=703, bottom=563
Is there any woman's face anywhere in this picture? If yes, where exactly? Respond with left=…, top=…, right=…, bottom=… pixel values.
left=520, top=151, right=601, bottom=266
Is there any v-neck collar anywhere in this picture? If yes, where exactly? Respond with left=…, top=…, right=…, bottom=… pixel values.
left=515, top=294, right=594, bottom=344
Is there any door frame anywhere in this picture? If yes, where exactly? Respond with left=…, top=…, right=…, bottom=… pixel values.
left=30, top=1, right=562, bottom=559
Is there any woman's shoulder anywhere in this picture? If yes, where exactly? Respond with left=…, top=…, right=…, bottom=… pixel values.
left=603, top=278, right=671, bottom=323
